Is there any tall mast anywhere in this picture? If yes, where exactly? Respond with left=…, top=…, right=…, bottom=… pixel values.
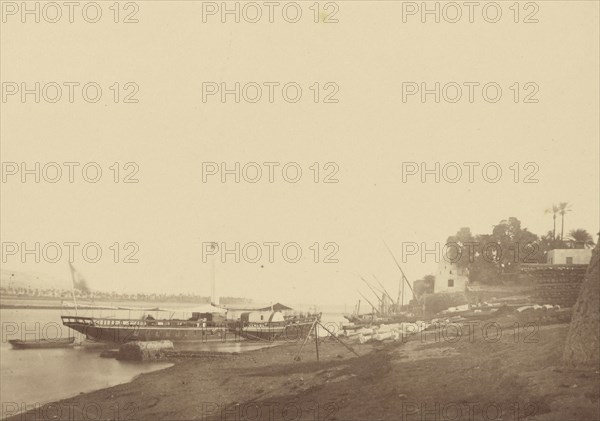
left=357, top=291, right=381, bottom=314
left=383, top=242, right=415, bottom=306
left=68, top=262, right=79, bottom=316
left=209, top=242, right=218, bottom=305
left=360, top=276, right=384, bottom=305
left=373, top=275, right=395, bottom=304
left=401, top=272, right=405, bottom=308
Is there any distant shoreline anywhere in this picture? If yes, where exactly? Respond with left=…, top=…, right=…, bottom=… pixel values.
left=0, top=297, right=213, bottom=311
left=2, top=303, right=70, bottom=310
left=1, top=304, right=115, bottom=310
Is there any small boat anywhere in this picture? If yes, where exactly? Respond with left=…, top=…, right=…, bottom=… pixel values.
left=9, top=337, right=76, bottom=349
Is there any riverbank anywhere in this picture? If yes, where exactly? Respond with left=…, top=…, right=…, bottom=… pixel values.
left=0, top=297, right=207, bottom=310
left=6, top=316, right=599, bottom=421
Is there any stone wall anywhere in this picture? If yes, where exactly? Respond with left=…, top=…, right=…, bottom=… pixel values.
left=521, top=264, right=588, bottom=307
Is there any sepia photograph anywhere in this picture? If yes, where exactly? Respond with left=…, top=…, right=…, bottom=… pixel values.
left=1, top=1, right=599, bottom=420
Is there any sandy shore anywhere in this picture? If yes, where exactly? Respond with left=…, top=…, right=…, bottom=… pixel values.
left=6, top=317, right=599, bottom=421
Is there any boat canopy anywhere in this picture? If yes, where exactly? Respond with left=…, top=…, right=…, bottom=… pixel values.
left=221, top=302, right=294, bottom=312
left=175, top=304, right=227, bottom=314
left=114, top=304, right=227, bottom=314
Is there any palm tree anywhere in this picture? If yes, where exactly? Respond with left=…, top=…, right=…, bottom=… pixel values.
left=558, top=202, right=573, bottom=240
left=567, top=229, right=595, bottom=249
left=545, top=204, right=559, bottom=239
left=539, top=230, right=563, bottom=261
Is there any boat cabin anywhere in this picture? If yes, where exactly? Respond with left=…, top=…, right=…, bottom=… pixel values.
left=240, top=311, right=285, bottom=325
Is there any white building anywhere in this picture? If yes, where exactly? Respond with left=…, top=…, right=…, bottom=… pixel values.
left=434, top=262, right=468, bottom=293
left=547, top=249, right=592, bottom=265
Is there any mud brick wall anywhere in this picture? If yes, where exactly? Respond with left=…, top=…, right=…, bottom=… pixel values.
left=516, top=308, right=573, bottom=325
left=521, top=265, right=588, bottom=307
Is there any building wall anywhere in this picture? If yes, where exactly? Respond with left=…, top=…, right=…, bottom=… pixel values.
left=434, top=262, right=468, bottom=294
left=548, top=249, right=593, bottom=265
left=245, top=311, right=284, bottom=323
left=248, top=311, right=272, bottom=323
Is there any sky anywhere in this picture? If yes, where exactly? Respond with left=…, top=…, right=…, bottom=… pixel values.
left=1, top=2, right=598, bottom=309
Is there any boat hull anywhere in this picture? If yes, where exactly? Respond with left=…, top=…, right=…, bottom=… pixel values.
left=238, top=322, right=314, bottom=341
left=9, top=338, right=75, bottom=349
left=62, top=316, right=314, bottom=344
left=62, top=316, right=229, bottom=344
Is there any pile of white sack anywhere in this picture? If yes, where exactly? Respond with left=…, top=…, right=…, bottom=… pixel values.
left=349, top=322, right=430, bottom=344
left=517, top=304, right=561, bottom=312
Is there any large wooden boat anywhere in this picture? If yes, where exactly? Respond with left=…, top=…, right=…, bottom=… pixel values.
left=61, top=315, right=228, bottom=344
left=9, top=337, right=75, bottom=349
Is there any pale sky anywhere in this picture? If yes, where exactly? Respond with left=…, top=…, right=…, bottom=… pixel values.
left=1, top=2, right=598, bottom=308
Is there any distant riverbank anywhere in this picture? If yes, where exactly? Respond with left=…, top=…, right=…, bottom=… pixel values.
left=1, top=303, right=107, bottom=310
left=1, top=297, right=70, bottom=310
left=0, top=297, right=212, bottom=311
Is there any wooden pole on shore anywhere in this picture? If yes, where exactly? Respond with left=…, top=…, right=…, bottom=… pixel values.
left=315, top=322, right=320, bottom=361
left=294, top=313, right=360, bottom=361
left=316, top=320, right=360, bottom=357
left=294, top=317, right=318, bottom=361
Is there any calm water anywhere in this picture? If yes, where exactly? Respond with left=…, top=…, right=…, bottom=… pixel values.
left=0, top=308, right=172, bottom=418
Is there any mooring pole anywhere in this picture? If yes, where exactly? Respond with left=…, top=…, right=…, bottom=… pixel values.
left=315, top=322, right=320, bottom=361
left=294, top=318, right=318, bottom=361
left=317, top=321, right=360, bottom=357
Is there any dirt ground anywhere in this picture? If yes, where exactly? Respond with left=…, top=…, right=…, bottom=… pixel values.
left=7, top=318, right=599, bottom=421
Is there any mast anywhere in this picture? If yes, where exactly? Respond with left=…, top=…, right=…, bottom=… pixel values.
left=373, top=275, right=395, bottom=304
left=68, top=262, right=79, bottom=316
left=357, top=291, right=381, bottom=314
left=401, top=272, right=405, bottom=308
left=360, top=276, right=384, bottom=305
left=209, top=242, right=218, bottom=305
left=383, top=242, right=415, bottom=306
